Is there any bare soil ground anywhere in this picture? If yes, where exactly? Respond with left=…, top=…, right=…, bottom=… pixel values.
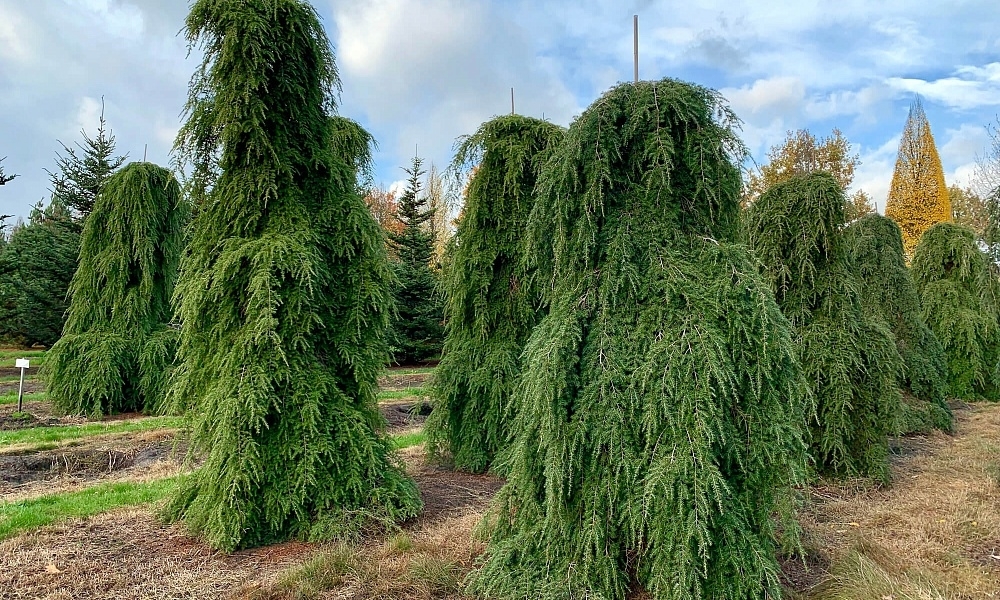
left=0, top=454, right=502, bottom=600
left=0, top=379, right=44, bottom=396
left=0, top=430, right=187, bottom=503
left=378, top=371, right=431, bottom=392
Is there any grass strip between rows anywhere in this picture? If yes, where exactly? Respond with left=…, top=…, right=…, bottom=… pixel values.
left=0, top=392, right=48, bottom=406
left=0, top=416, right=185, bottom=449
left=0, top=429, right=427, bottom=541
left=377, top=387, right=431, bottom=402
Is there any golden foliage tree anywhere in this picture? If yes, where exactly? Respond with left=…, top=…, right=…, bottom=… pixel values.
left=364, top=186, right=404, bottom=238
left=885, top=99, right=951, bottom=255
left=745, top=128, right=873, bottom=219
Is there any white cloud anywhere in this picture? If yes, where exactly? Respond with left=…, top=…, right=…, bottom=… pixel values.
left=887, top=62, right=1000, bottom=110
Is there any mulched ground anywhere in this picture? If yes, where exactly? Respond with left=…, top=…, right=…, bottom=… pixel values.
left=381, top=400, right=432, bottom=431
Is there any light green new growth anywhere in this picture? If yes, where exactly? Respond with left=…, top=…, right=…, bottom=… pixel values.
left=911, top=222, right=1000, bottom=401
left=45, top=162, right=186, bottom=417
left=164, top=0, right=420, bottom=552
left=427, top=115, right=564, bottom=473
left=746, top=172, right=902, bottom=481
left=470, top=79, right=809, bottom=600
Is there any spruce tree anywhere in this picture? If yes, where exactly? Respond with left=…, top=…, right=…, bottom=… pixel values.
left=48, top=102, right=128, bottom=219
left=390, top=156, right=444, bottom=364
left=470, top=80, right=809, bottom=600
left=746, top=172, right=903, bottom=481
left=0, top=157, right=15, bottom=186
left=911, top=222, right=1000, bottom=400
left=164, top=0, right=420, bottom=551
left=0, top=198, right=80, bottom=346
left=44, top=163, right=186, bottom=417
left=844, top=214, right=951, bottom=433
left=885, top=98, right=951, bottom=256
left=426, top=115, right=564, bottom=474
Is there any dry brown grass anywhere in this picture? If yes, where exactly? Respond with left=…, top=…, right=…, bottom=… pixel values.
left=0, top=507, right=314, bottom=600
left=793, top=402, right=1000, bottom=599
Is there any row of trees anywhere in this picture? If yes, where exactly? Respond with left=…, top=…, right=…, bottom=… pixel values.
left=427, top=89, right=1000, bottom=599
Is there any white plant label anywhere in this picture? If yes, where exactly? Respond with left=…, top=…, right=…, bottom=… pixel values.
left=15, top=358, right=29, bottom=369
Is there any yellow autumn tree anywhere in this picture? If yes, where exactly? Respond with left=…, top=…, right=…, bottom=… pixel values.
left=744, top=128, right=873, bottom=219
left=885, top=99, right=951, bottom=255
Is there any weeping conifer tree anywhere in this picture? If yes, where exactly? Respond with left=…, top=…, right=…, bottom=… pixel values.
left=911, top=222, right=1000, bottom=401
left=470, top=79, right=810, bottom=600
left=45, top=163, right=185, bottom=416
left=426, top=115, right=564, bottom=473
left=844, top=214, right=952, bottom=433
left=164, top=0, right=420, bottom=552
left=746, top=172, right=902, bottom=481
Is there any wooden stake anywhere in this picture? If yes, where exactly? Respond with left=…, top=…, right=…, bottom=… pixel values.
left=634, top=15, right=639, bottom=83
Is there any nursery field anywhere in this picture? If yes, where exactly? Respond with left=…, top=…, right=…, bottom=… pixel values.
left=0, top=354, right=997, bottom=599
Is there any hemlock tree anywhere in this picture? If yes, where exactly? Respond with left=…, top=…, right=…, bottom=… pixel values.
left=0, top=198, right=80, bottom=346
left=845, top=214, right=951, bottom=433
left=426, top=115, right=564, bottom=474
left=911, top=222, right=1000, bottom=400
left=470, top=80, right=810, bottom=600
left=389, top=157, right=444, bottom=364
left=44, top=163, right=186, bottom=417
left=164, top=0, right=420, bottom=552
left=48, top=101, right=127, bottom=220
left=746, top=172, right=902, bottom=482
left=885, top=99, right=951, bottom=256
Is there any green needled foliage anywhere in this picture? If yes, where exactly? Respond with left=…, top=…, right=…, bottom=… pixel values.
left=426, top=115, right=564, bottom=474
left=746, top=172, right=902, bottom=481
left=911, top=222, right=1000, bottom=401
left=390, top=156, right=445, bottom=364
left=470, top=79, right=810, bottom=600
left=164, top=0, right=420, bottom=552
left=45, top=163, right=186, bottom=417
left=844, top=214, right=952, bottom=433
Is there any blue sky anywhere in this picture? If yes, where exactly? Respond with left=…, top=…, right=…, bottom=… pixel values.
left=1, top=0, right=999, bottom=221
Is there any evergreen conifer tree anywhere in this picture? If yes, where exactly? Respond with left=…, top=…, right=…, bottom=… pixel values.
left=911, top=222, right=1000, bottom=400
left=426, top=115, right=564, bottom=473
left=470, top=80, right=810, bottom=600
left=885, top=98, right=951, bottom=256
left=0, top=157, right=15, bottom=186
left=390, top=157, right=444, bottom=363
left=164, top=0, right=420, bottom=551
left=845, top=214, right=951, bottom=433
left=44, top=163, right=186, bottom=416
left=48, top=101, right=128, bottom=219
left=0, top=198, right=80, bottom=346
left=746, top=172, right=903, bottom=481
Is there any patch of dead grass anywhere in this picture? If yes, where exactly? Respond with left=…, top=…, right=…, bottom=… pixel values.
left=795, top=402, right=1000, bottom=599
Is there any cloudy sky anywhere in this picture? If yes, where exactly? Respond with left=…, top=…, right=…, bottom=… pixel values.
left=1, top=0, right=999, bottom=221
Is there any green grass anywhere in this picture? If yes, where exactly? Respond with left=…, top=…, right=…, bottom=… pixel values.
left=0, top=477, right=180, bottom=541
left=0, top=374, right=38, bottom=383
left=0, top=392, right=47, bottom=405
left=0, top=428, right=424, bottom=542
left=0, top=349, right=47, bottom=368
left=0, top=416, right=185, bottom=449
left=391, top=430, right=426, bottom=450
left=378, top=387, right=430, bottom=402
